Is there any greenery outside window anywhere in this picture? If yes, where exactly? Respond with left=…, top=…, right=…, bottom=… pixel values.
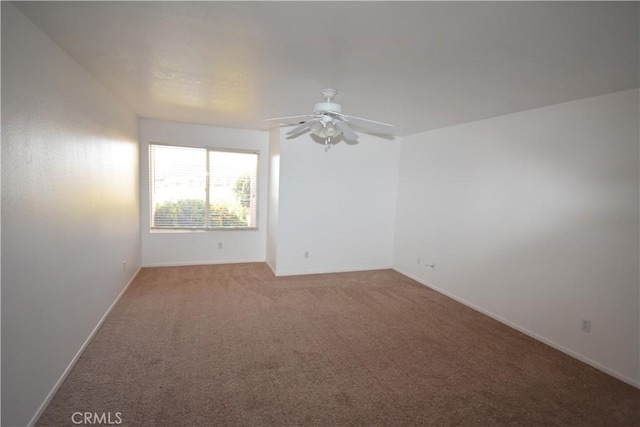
left=149, top=144, right=259, bottom=230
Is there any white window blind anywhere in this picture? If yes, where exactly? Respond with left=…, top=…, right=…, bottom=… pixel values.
left=149, top=144, right=258, bottom=230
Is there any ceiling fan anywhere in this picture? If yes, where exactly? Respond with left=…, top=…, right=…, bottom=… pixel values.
left=265, top=88, right=394, bottom=144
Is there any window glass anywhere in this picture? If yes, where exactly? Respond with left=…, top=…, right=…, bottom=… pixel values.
left=150, top=144, right=258, bottom=230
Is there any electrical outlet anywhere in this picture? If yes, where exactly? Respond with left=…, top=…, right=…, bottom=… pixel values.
left=304, top=251, right=309, bottom=259
left=581, top=320, right=592, bottom=333
left=122, top=261, right=126, bottom=271
left=218, top=242, right=223, bottom=249
left=417, top=257, right=421, bottom=265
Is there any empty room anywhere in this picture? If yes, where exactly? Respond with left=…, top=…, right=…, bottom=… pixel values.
left=2, top=1, right=639, bottom=426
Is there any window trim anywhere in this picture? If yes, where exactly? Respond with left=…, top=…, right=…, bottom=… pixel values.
left=149, top=143, right=260, bottom=232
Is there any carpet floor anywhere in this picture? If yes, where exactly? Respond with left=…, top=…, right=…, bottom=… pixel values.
left=37, top=263, right=639, bottom=426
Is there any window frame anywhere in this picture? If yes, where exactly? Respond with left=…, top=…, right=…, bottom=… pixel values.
left=149, top=142, right=260, bottom=232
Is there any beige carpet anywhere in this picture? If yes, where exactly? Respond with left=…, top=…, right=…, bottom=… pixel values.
left=37, top=263, right=639, bottom=426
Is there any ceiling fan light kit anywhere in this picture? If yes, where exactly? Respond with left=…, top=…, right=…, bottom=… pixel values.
left=265, top=88, right=394, bottom=146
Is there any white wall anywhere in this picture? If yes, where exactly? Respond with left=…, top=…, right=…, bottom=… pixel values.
left=394, top=89, right=640, bottom=386
left=266, top=127, right=281, bottom=272
left=274, top=131, right=400, bottom=276
left=139, top=118, right=269, bottom=266
left=1, top=4, right=141, bottom=426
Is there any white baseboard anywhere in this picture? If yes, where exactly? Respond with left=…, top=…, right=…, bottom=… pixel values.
left=142, top=258, right=266, bottom=268
left=28, top=266, right=143, bottom=427
left=275, top=264, right=393, bottom=277
left=393, top=267, right=640, bottom=389
left=265, top=260, right=277, bottom=275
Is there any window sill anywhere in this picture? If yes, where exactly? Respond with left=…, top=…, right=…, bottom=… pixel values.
left=150, top=228, right=258, bottom=233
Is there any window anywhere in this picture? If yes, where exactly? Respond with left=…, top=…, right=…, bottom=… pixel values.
left=149, top=144, right=259, bottom=230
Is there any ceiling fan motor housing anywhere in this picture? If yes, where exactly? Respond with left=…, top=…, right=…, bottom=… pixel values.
left=313, top=102, right=342, bottom=115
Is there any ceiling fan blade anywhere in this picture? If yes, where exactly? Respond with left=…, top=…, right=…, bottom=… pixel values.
left=285, top=128, right=311, bottom=138
left=286, top=119, right=318, bottom=136
left=264, top=114, right=314, bottom=123
left=335, top=120, right=359, bottom=141
left=342, top=114, right=395, bottom=135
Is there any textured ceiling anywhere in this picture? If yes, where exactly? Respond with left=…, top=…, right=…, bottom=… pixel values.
left=13, top=1, right=640, bottom=136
